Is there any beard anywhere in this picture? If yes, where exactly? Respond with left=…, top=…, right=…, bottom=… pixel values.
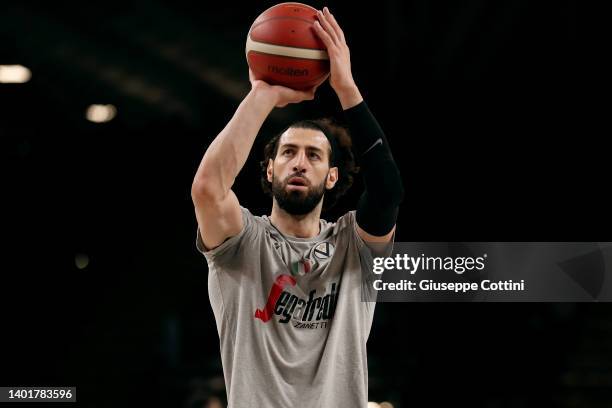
left=272, top=173, right=326, bottom=216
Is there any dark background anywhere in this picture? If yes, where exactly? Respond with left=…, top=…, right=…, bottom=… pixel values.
left=2, top=1, right=610, bottom=407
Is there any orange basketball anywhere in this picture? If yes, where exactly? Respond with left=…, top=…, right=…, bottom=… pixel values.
left=246, top=2, right=330, bottom=90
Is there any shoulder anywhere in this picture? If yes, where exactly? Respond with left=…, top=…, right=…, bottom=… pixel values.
left=196, top=206, right=268, bottom=260
left=329, top=210, right=395, bottom=257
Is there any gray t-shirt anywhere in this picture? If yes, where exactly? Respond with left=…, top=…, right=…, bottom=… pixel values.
left=196, top=207, right=392, bottom=408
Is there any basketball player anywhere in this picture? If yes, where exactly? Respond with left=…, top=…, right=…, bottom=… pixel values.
left=191, top=7, right=403, bottom=408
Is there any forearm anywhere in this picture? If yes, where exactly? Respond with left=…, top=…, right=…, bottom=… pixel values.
left=193, top=88, right=276, bottom=198
left=344, top=100, right=404, bottom=235
left=335, top=82, right=363, bottom=110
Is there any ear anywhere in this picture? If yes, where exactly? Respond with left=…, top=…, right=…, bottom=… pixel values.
left=266, top=159, right=274, bottom=183
left=326, top=167, right=339, bottom=190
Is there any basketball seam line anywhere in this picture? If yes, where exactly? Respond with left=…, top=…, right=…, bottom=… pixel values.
left=247, top=33, right=327, bottom=52
left=246, top=38, right=329, bottom=60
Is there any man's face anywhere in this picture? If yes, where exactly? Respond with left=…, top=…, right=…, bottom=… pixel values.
left=267, top=128, right=338, bottom=215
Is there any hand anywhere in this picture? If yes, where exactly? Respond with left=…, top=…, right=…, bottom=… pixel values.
left=313, top=7, right=360, bottom=99
left=248, top=69, right=326, bottom=108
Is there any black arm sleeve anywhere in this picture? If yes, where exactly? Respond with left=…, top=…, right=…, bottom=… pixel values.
left=343, top=101, right=404, bottom=236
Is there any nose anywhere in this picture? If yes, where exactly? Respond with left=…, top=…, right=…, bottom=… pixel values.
left=291, top=149, right=308, bottom=173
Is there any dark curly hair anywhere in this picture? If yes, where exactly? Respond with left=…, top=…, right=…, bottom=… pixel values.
left=260, top=118, right=359, bottom=211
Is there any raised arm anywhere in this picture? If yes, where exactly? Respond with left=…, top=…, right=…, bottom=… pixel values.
left=314, top=7, right=404, bottom=245
left=191, top=71, right=322, bottom=250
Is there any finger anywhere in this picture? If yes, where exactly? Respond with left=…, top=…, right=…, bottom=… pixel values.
left=324, top=7, right=345, bottom=43
left=302, top=88, right=316, bottom=100
left=317, top=9, right=339, bottom=45
left=284, top=88, right=312, bottom=102
left=313, top=20, right=335, bottom=50
left=316, top=9, right=340, bottom=45
left=299, top=89, right=315, bottom=100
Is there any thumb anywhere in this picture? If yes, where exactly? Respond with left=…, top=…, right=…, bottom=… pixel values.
left=287, top=87, right=315, bottom=101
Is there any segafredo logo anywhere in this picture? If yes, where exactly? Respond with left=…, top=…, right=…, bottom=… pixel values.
left=254, top=275, right=339, bottom=329
left=267, top=65, right=308, bottom=76
left=254, top=240, right=338, bottom=328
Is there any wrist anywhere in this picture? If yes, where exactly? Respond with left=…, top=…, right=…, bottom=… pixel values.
left=248, top=86, right=278, bottom=112
left=335, top=83, right=363, bottom=110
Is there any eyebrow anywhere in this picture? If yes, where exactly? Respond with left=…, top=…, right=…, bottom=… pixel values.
left=279, top=143, right=325, bottom=155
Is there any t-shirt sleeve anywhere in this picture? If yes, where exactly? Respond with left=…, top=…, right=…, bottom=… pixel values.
left=337, top=211, right=396, bottom=303
left=195, top=206, right=259, bottom=264
left=345, top=210, right=396, bottom=258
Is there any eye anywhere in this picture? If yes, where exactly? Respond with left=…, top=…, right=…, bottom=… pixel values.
left=282, top=149, right=294, bottom=156
left=309, top=152, right=321, bottom=160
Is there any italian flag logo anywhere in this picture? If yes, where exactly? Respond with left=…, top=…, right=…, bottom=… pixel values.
left=291, top=259, right=311, bottom=276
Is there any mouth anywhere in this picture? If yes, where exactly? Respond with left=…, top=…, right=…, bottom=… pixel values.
left=287, top=177, right=308, bottom=187
left=286, top=177, right=308, bottom=191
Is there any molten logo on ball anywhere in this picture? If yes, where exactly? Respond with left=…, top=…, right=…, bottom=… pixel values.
left=268, top=65, right=309, bottom=76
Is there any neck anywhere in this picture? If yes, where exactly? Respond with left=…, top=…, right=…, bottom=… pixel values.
left=269, top=199, right=322, bottom=238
